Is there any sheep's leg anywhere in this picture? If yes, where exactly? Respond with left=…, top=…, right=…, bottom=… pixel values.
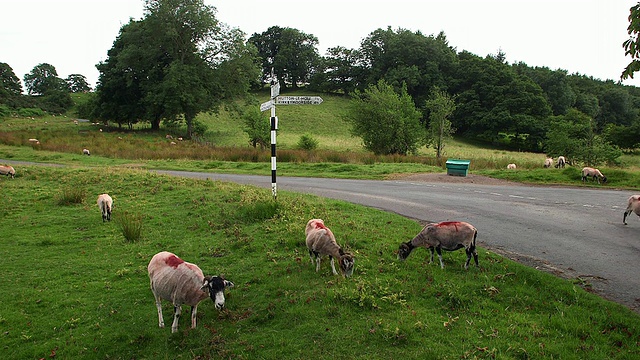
left=308, top=250, right=315, bottom=264
left=153, top=293, right=164, bottom=328
left=624, top=210, right=631, bottom=225
left=329, top=256, right=338, bottom=275
left=315, top=256, right=321, bottom=272
left=190, top=305, right=198, bottom=329
left=171, top=305, right=181, bottom=333
left=429, top=248, right=435, bottom=264
left=464, top=248, right=472, bottom=270
left=435, top=247, right=444, bottom=269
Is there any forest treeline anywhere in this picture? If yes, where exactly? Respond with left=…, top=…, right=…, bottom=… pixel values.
left=2, top=0, right=640, bottom=160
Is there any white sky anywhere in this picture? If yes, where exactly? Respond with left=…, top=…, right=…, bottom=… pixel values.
left=1, top=0, right=638, bottom=89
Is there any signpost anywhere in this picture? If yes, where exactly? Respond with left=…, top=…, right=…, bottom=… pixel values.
left=260, top=71, right=323, bottom=200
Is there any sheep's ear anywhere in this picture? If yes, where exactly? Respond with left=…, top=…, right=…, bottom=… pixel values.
left=200, top=279, right=210, bottom=291
left=224, top=280, right=235, bottom=288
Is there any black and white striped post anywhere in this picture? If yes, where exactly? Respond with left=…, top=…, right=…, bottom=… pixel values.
left=259, top=71, right=323, bottom=200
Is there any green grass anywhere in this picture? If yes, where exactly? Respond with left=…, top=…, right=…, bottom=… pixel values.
left=0, top=166, right=639, bottom=359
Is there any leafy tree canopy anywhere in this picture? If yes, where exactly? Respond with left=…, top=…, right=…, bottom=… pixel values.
left=23, top=63, right=67, bottom=96
left=66, top=74, right=91, bottom=93
left=0, top=62, right=23, bottom=106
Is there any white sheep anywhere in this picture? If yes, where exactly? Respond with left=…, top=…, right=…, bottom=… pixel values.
left=28, top=138, right=40, bottom=145
left=83, top=148, right=90, bottom=156
left=507, top=163, right=516, bottom=169
left=555, top=156, right=566, bottom=168
left=0, top=165, right=16, bottom=178
left=398, top=221, right=478, bottom=269
left=97, top=194, right=113, bottom=222
left=623, top=195, right=640, bottom=225
left=581, top=167, right=607, bottom=184
left=147, top=251, right=234, bottom=333
left=305, top=219, right=355, bottom=277
left=543, top=157, right=553, bottom=168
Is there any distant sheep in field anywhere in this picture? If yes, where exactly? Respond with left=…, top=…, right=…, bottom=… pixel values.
left=623, top=195, right=640, bottom=225
left=83, top=148, right=90, bottom=156
left=73, top=120, right=78, bottom=125
left=543, top=157, right=553, bottom=168
left=166, top=134, right=173, bottom=140
left=97, top=194, right=113, bottom=222
left=147, top=251, right=234, bottom=333
left=305, top=219, right=355, bottom=277
left=0, top=165, right=16, bottom=178
left=507, top=163, right=516, bottom=169
left=28, top=138, right=40, bottom=145
left=581, top=167, right=607, bottom=184
left=555, top=156, right=566, bottom=168
left=398, top=221, right=478, bottom=269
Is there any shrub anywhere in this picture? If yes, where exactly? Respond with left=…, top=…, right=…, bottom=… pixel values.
left=17, top=107, right=45, bottom=118
left=116, top=211, right=143, bottom=242
left=297, top=134, right=319, bottom=151
left=56, top=187, right=86, bottom=206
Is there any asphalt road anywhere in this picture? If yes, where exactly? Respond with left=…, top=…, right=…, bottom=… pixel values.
left=154, top=170, right=640, bottom=313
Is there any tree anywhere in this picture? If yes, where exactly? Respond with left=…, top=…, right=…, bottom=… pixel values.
left=346, top=80, right=425, bottom=155
left=95, top=0, right=260, bottom=135
left=248, top=26, right=319, bottom=89
left=65, top=74, right=91, bottom=93
left=622, top=2, right=640, bottom=80
left=424, top=88, right=456, bottom=162
left=23, top=63, right=66, bottom=95
left=0, top=62, right=23, bottom=106
left=309, top=46, right=362, bottom=94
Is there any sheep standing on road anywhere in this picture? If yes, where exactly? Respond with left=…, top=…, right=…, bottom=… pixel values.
left=581, top=167, right=607, bottom=184
left=543, top=157, right=553, bottom=168
left=398, top=221, right=478, bottom=269
left=305, top=219, right=355, bottom=277
left=0, top=165, right=15, bottom=178
left=623, top=195, right=640, bottom=225
left=147, top=251, right=234, bottom=333
left=555, top=156, right=566, bottom=168
left=97, top=194, right=113, bottom=222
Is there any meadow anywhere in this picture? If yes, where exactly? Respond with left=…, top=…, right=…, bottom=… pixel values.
left=1, top=94, right=640, bottom=359
left=1, top=166, right=639, bottom=360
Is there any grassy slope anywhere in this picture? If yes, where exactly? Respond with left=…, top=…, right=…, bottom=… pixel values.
left=1, top=167, right=638, bottom=360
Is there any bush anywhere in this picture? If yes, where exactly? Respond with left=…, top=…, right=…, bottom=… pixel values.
left=56, top=187, right=86, bottom=206
left=116, top=211, right=143, bottom=242
left=297, top=134, right=319, bottom=151
left=17, top=107, right=45, bottom=118
left=0, top=104, right=11, bottom=118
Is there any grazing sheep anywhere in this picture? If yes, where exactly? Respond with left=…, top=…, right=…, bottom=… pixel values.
left=398, top=221, right=478, bottom=269
left=97, top=194, right=113, bottom=222
left=28, top=138, right=40, bottom=145
left=623, top=195, right=640, bottom=225
left=147, top=251, right=234, bottom=333
left=83, top=148, right=90, bottom=156
left=581, top=167, right=607, bottom=184
left=166, top=134, right=173, bottom=140
left=0, top=165, right=16, bottom=178
left=543, top=157, right=553, bottom=168
left=507, top=163, right=516, bottom=169
left=555, top=156, right=566, bottom=168
left=305, top=219, right=355, bottom=277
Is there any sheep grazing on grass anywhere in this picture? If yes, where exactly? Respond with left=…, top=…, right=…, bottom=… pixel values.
left=147, top=251, right=234, bottom=333
left=0, top=165, right=16, bottom=178
left=507, top=163, right=516, bottom=169
left=581, top=167, right=607, bottom=184
left=305, top=219, right=355, bottom=277
left=28, top=138, right=40, bottom=145
left=83, top=148, right=90, bottom=156
left=555, top=156, right=566, bottom=168
left=543, top=157, right=553, bottom=168
left=623, top=195, right=640, bottom=225
left=97, top=194, right=113, bottom=222
left=398, top=221, right=478, bottom=269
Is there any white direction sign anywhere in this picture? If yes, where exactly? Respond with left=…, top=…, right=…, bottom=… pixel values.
left=271, top=82, right=280, bottom=98
left=275, top=96, right=323, bottom=105
left=260, top=100, right=274, bottom=112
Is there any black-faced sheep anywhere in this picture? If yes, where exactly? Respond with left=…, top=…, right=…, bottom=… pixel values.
left=147, top=251, right=234, bottom=333
left=97, top=193, right=113, bottom=222
left=543, top=157, right=553, bottom=168
left=398, top=221, right=478, bottom=269
left=0, top=165, right=16, bottom=178
left=507, top=163, right=516, bottom=169
left=305, top=219, right=355, bottom=277
left=581, top=167, right=607, bottom=184
left=83, top=148, right=90, bottom=156
left=623, top=195, right=640, bottom=225
left=555, top=156, right=566, bottom=168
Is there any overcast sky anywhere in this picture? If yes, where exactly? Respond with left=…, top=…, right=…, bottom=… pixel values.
left=1, top=0, right=638, bottom=89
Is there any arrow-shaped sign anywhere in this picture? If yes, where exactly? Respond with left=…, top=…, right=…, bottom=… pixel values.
left=260, top=100, right=274, bottom=112
left=275, top=96, right=323, bottom=105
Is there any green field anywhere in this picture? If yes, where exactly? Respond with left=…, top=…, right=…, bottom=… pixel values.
left=1, top=166, right=639, bottom=360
